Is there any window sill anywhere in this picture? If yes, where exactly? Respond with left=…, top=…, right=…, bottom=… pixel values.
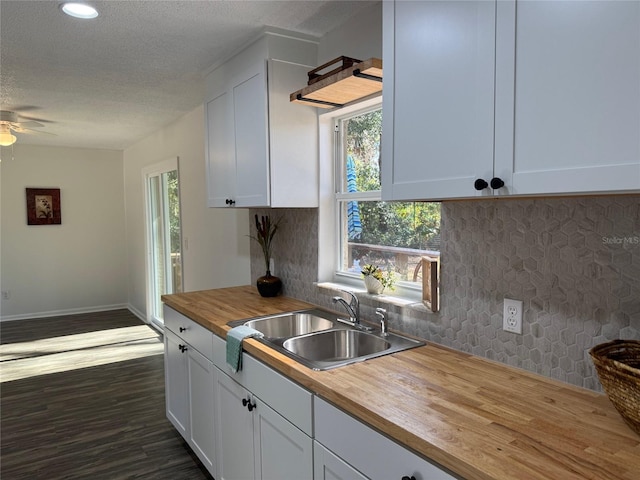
left=315, top=281, right=433, bottom=315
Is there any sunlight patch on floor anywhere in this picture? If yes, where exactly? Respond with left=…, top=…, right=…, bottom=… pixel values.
left=0, top=325, right=164, bottom=382
left=0, top=325, right=159, bottom=361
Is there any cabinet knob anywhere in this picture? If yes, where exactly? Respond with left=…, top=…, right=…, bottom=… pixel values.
left=474, top=179, right=489, bottom=191
left=179, top=327, right=186, bottom=332
left=242, top=396, right=256, bottom=412
left=401, top=477, right=416, bottom=480
left=490, top=177, right=505, bottom=189
left=225, top=198, right=236, bottom=206
left=178, top=344, right=187, bottom=353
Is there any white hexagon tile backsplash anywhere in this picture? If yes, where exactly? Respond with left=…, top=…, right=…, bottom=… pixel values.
left=250, top=195, right=640, bottom=391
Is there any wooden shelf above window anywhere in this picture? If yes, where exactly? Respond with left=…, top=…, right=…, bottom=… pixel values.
left=290, top=58, right=382, bottom=109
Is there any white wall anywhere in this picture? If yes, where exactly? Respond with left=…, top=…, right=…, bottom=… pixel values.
left=0, top=145, right=127, bottom=319
left=123, top=105, right=250, bottom=319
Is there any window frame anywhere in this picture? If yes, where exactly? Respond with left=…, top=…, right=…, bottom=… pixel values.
left=318, top=97, right=434, bottom=301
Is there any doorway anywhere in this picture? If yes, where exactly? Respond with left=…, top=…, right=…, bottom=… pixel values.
left=143, top=158, right=183, bottom=328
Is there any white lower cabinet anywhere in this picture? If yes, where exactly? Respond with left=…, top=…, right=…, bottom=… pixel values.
left=314, top=398, right=458, bottom=480
left=254, top=397, right=313, bottom=480
left=164, top=328, right=189, bottom=437
left=215, top=372, right=256, bottom=479
left=215, top=372, right=313, bottom=480
left=314, top=441, right=368, bottom=480
left=213, top=334, right=313, bottom=480
left=187, top=346, right=216, bottom=472
left=165, top=309, right=458, bottom=480
left=163, top=307, right=216, bottom=477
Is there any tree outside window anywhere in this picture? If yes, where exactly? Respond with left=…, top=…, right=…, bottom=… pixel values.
left=338, top=108, right=440, bottom=285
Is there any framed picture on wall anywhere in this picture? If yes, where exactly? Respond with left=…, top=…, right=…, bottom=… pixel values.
left=26, top=188, right=61, bottom=225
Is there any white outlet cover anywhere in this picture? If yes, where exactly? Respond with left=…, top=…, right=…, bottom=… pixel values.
left=503, top=298, right=523, bottom=334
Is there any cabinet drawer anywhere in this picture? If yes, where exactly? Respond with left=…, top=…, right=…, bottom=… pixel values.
left=164, top=306, right=213, bottom=360
left=213, top=334, right=313, bottom=436
left=315, top=398, right=458, bottom=480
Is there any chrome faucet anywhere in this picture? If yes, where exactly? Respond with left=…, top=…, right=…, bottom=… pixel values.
left=332, top=290, right=364, bottom=326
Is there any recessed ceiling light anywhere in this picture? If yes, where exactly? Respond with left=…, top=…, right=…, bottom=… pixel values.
left=60, top=2, right=99, bottom=19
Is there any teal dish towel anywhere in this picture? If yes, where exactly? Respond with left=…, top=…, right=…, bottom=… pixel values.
left=226, top=326, right=264, bottom=373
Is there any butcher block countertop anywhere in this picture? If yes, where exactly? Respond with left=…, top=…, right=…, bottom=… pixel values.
left=162, top=286, right=640, bottom=480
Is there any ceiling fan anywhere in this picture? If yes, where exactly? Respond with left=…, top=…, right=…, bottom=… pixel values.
left=0, top=110, right=54, bottom=146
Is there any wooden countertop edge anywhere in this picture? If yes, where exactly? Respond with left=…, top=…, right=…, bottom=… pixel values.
left=162, top=288, right=640, bottom=480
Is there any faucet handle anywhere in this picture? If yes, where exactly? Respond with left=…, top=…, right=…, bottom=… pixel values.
left=337, top=289, right=359, bottom=314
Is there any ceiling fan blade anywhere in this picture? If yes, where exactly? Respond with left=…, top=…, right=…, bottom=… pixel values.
left=0, top=109, right=54, bottom=124
left=2, top=105, right=41, bottom=113
left=13, top=120, right=44, bottom=128
left=12, top=126, right=56, bottom=136
left=23, top=116, right=54, bottom=124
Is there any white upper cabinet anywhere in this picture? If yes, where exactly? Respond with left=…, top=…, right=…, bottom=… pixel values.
left=382, top=0, right=640, bottom=201
left=205, top=33, right=319, bottom=208
left=496, top=0, right=640, bottom=196
left=382, top=0, right=497, bottom=201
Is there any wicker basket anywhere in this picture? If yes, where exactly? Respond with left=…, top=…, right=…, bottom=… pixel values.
left=589, top=340, right=640, bottom=436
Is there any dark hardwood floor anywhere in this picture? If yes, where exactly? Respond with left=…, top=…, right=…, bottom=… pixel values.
left=0, top=309, right=214, bottom=479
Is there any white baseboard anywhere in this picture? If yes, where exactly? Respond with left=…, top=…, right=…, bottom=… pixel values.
left=1, top=304, right=129, bottom=322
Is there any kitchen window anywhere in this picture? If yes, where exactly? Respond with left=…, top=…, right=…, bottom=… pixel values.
left=329, top=103, right=440, bottom=298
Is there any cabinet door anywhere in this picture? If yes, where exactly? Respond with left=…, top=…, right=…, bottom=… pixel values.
left=188, top=347, right=216, bottom=476
left=164, top=330, right=188, bottom=437
left=315, top=398, right=456, bottom=480
left=267, top=59, right=319, bottom=208
left=206, top=91, right=236, bottom=207
left=495, top=0, right=640, bottom=195
left=233, top=67, right=270, bottom=207
left=216, top=371, right=256, bottom=480
left=382, top=0, right=497, bottom=201
left=314, top=441, right=368, bottom=480
left=253, top=397, right=313, bottom=480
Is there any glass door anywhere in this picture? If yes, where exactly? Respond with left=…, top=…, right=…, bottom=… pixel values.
left=144, top=158, right=183, bottom=327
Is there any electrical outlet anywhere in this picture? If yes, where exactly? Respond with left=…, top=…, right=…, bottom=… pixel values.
left=1, top=290, right=10, bottom=300
left=503, top=298, right=523, bottom=334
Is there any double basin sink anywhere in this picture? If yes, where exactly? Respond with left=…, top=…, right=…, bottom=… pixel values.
left=228, top=308, right=425, bottom=370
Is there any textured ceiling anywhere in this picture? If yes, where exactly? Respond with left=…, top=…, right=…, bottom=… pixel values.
left=0, top=0, right=376, bottom=150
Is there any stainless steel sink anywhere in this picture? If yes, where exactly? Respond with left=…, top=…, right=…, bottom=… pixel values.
left=244, top=312, right=334, bottom=339
left=281, top=328, right=424, bottom=370
left=283, top=329, right=391, bottom=361
left=227, top=308, right=425, bottom=370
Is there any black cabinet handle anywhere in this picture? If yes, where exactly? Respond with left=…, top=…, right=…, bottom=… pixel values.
left=474, top=179, right=488, bottom=191
left=242, top=396, right=256, bottom=412
left=225, top=199, right=236, bottom=205
left=178, top=344, right=187, bottom=353
left=490, top=177, right=505, bottom=189
left=401, top=476, right=416, bottom=480
left=179, top=327, right=186, bottom=332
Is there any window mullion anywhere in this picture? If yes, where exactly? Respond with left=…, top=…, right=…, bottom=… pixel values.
left=333, top=123, right=340, bottom=195
left=336, top=191, right=381, bottom=201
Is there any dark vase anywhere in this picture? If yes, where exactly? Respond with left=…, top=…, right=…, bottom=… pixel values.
left=256, top=271, right=282, bottom=297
